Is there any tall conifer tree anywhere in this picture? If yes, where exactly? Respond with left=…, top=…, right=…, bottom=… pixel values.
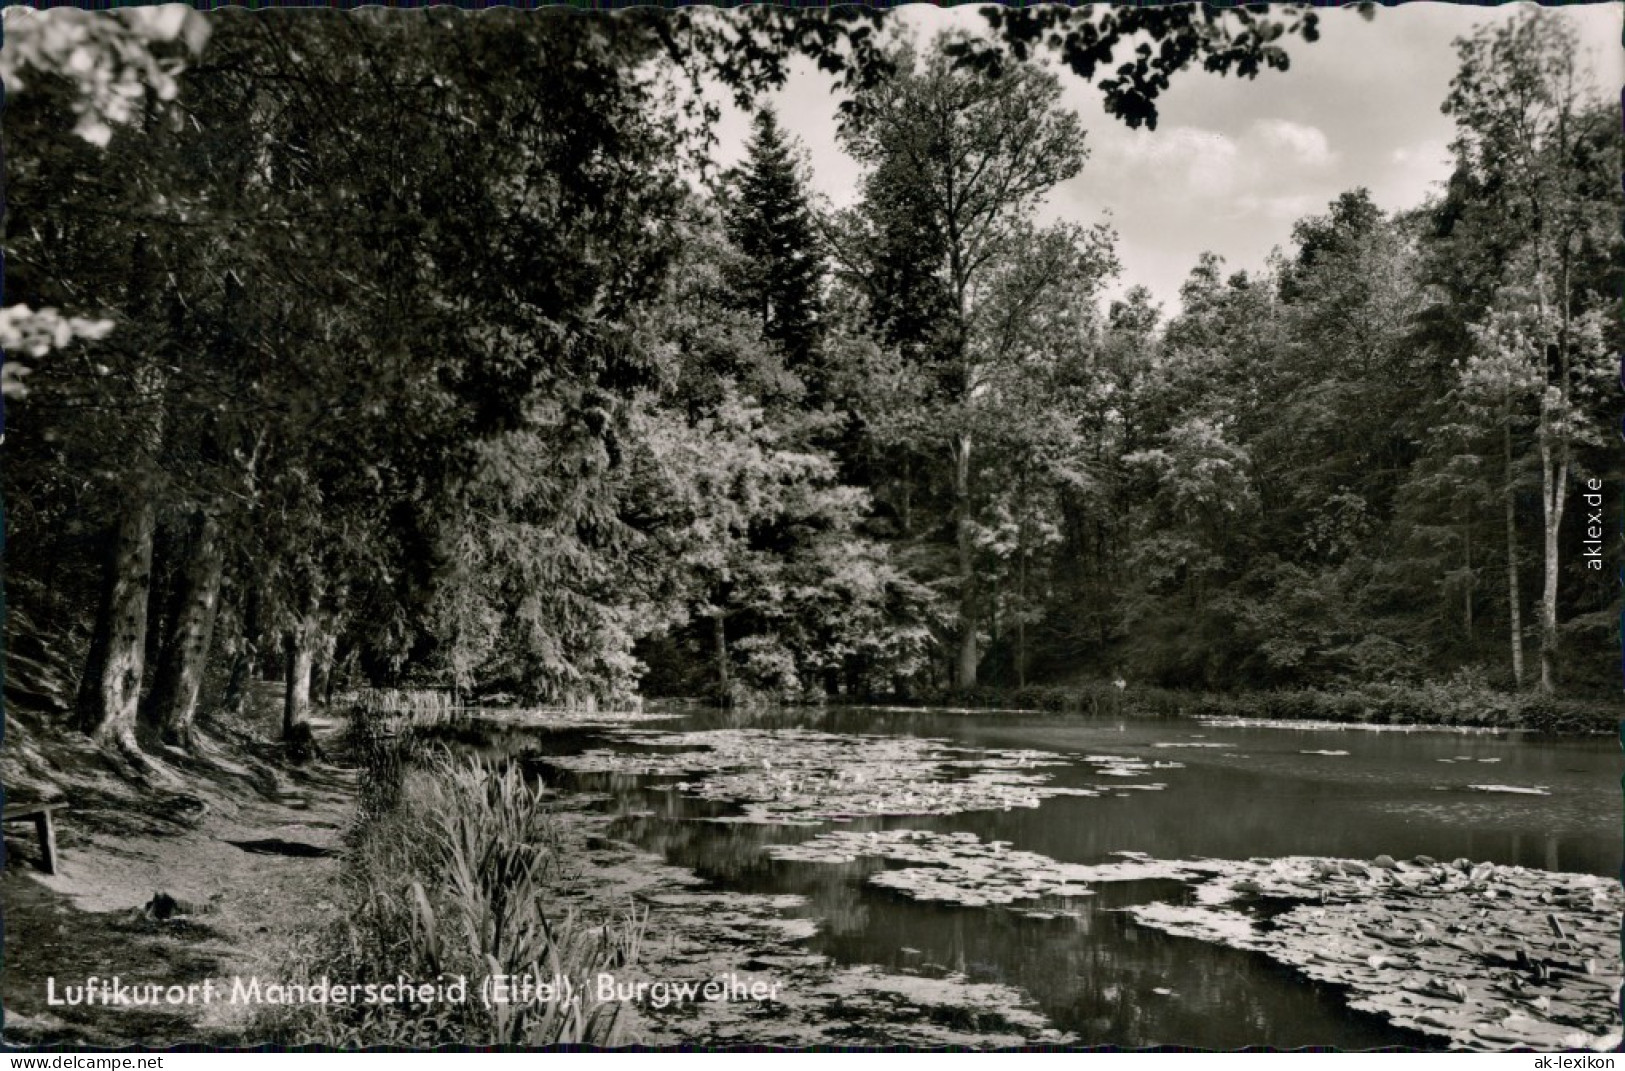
left=722, top=108, right=826, bottom=376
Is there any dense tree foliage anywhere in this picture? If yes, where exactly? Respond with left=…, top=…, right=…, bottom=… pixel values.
left=4, top=7, right=1617, bottom=757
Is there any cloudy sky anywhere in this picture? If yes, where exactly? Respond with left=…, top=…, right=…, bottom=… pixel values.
left=710, top=4, right=1622, bottom=314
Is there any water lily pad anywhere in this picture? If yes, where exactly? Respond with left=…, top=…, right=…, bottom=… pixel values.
left=1121, top=853, right=1623, bottom=1051
left=768, top=830, right=1224, bottom=908
left=1132, top=902, right=1263, bottom=948
left=549, top=729, right=1137, bottom=824
left=474, top=708, right=684, bottom=729
left=1198, top=717, right=1504, bottom=736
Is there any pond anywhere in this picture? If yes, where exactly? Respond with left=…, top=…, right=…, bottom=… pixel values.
left=485, top=705, right=1621, bottom=1049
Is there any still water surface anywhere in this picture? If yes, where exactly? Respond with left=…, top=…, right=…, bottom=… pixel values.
left=504, top=707, right=1619, bottom=1049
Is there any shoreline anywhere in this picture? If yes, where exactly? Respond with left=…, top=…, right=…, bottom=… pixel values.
left=770, top=683, right=1621, bottom=736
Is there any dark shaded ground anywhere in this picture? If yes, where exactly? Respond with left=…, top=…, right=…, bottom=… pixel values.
left=225, top=839, right=336, bottom=858
left=2, top=686, right=354, bottom=1048
left=2, top=869, right=225, bottom=1046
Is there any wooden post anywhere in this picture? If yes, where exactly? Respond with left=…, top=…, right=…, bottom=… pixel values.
left=35, top=810, right=57, bottom=875
left=5, top=805, right=63, bottom=875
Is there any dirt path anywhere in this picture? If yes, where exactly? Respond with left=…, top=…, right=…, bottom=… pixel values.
left=3, top=717, right=355, bottom=1047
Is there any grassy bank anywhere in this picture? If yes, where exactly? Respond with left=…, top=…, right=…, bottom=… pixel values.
left=939, top=679, right=1618, bottom=734
left=263, top=705, right=1081, bottom=1048
left=264, top=709, right=644, bottom=1046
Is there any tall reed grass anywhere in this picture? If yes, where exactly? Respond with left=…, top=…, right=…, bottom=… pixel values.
left=347, top=687, right=460, bottom=728
left=272, top=713, right=644, bottom=1046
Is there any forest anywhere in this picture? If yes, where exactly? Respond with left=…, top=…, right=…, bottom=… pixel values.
left=3, top=4, right=1620, bottom=763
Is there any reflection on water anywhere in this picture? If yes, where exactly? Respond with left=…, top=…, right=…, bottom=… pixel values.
left=499, top=706, right=1619, bottom=1048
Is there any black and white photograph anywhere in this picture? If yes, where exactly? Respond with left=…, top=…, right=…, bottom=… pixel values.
left=1, top=1, right=1622, bottom=1054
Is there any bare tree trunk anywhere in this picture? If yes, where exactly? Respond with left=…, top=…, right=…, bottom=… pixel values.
left=1526, top=252, right=1566, bottom=695
left=142, top=526, right=176, bottom=699
left=1462, top=517, right=1474, bottom=644
left=1017, top=550, right=1027, bottom=691
left=77, top=496, right=158, bottom=750
left=220, top=427, right=269, bottom=717
left=1502, top=416, right=1524, bottom=689
left=713, top=612, right=730, bottom=705
left=283, top=629, right=315, bottom=739
left=1016, top=470, right=1028, bottom=691
left=990, top=576, right=999, bottom=649
left=77, top=351, right=167, bottom=753
left=952, top=431, right=977, bottom=691
left=310, top=632, right=338, bottom=707
left=1537, top=423, right=1566, bottom=694
left=1532, top=247, right=1576, bottom=695
left=222, top=583, right=261, bottom=717
left=899, top=455, right=912, bottom=536
left=145, top=511, right=225, bottom=747
left=283, top=588, right=321, bottom=740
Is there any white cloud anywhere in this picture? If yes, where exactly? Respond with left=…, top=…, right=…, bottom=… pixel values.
left=711, top=3, right=1621, bottom=314
left=1391, top=139, right=1451, bottom=168
left=1370, top=138, right=1456, bottom=212
left=1230, top=193, right=1327, bottom=223
left=1090, top=119, right=1332, bottom=204
left=1110, top=127, right=1243, bottom=196
left=1250, top=119, right=1336, bottom=168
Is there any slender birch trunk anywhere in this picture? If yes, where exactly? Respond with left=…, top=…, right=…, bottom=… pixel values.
left=953, top=431, right=977, bottom=691
left=713, top=611, right=730, bottom=705
left=1537, top=419, right=1566, bottom=694
left=1502, top=414, right=1524, bottom=688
